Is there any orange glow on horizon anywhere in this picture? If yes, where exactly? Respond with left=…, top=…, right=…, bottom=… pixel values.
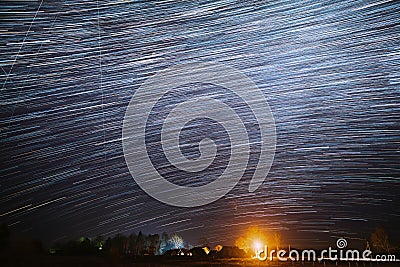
left=253, top=240, right=262, bottom=251
left=235, top=226, right=281, bottom=256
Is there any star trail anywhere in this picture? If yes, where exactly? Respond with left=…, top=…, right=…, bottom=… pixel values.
left=1, top=0, right=399, bottom=249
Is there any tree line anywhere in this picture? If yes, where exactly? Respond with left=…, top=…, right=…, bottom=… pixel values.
left=51, top=232, right=184, bottom=256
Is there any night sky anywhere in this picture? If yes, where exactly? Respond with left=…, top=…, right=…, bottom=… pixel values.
left=1, top=0, right=399, bottom=249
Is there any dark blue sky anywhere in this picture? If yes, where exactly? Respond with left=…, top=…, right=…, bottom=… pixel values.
left=1, top=0, right=399, bottom=248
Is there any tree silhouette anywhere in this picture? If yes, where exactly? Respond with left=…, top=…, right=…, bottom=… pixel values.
left=136, top=231, right=145, bottom=256
left=128, top=233, right=137, bottom=254
left=273, top=233, right=281, bottom=251
left=371, top=227, right=391, bottom=253
left=148, top=234, right=160, bottom=255
left=158, top=232, right=169, bottom=255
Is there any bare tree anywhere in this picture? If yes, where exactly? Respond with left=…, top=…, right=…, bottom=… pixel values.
left=169, top=234, right=184, bottom=249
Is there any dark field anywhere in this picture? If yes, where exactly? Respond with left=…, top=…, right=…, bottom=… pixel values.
left=2, top=255, right=400, bottom=267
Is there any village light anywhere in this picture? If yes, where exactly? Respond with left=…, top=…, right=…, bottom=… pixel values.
left=253, top=240, right=262, bottom=255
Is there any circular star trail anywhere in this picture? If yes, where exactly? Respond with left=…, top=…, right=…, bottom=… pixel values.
left=1, top=0, right=399, bottom=248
